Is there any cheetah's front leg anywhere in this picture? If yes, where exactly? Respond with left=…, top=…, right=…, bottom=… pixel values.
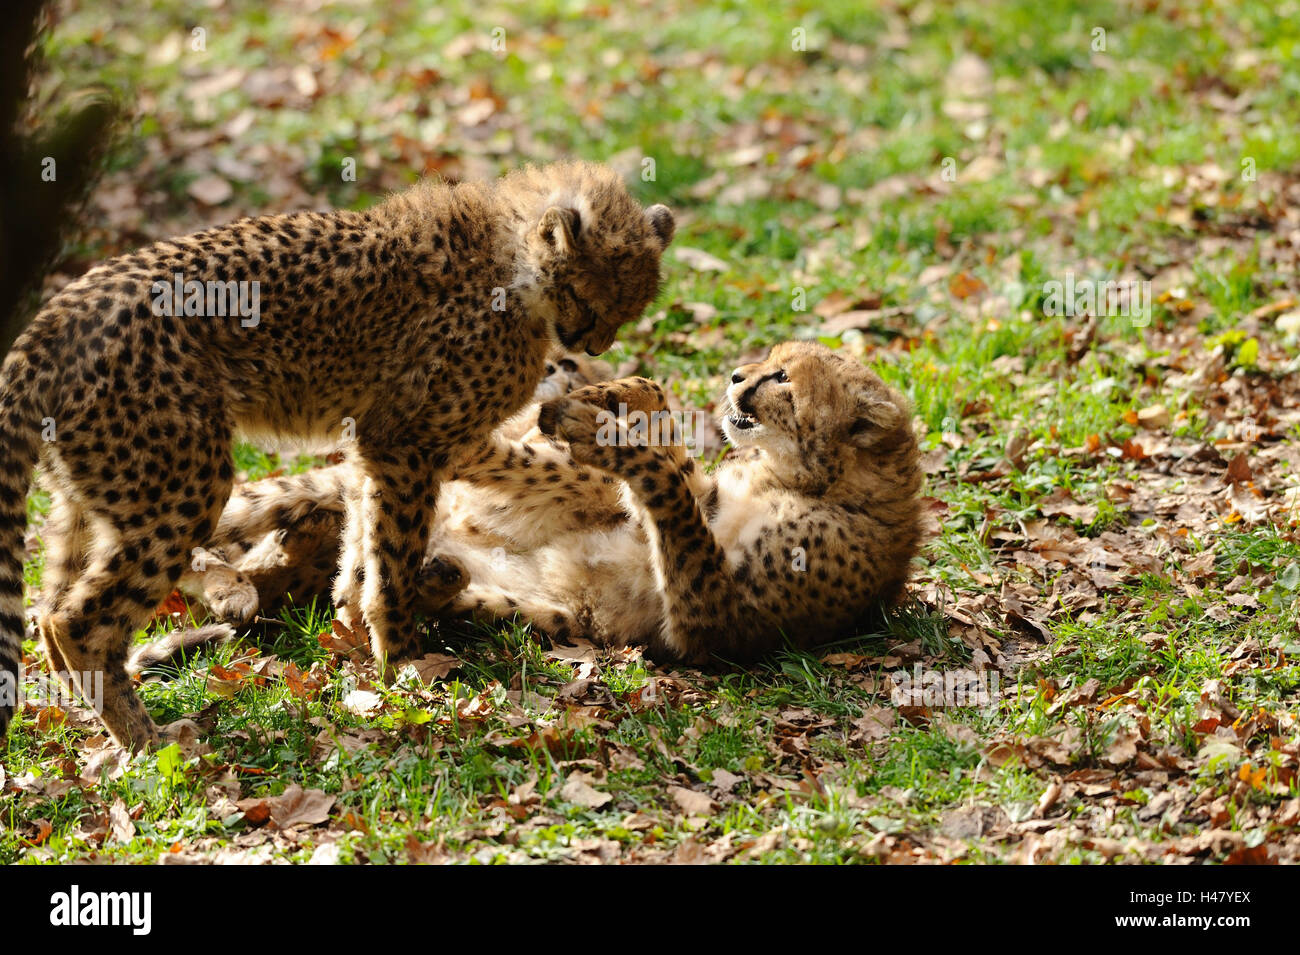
left=342, top=443, right=441, bottom=674
left=447, top=433, right=626, bottom=532
left=536, top=377, right=713, bottom=499
left=540, top=391, right=753, bottom=662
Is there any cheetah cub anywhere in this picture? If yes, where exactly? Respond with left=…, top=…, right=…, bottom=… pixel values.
left=525, top=339, right=925, bottom=659
left=0, top=161, right=673, bottom=749
left=173, top=341, right=923, bottom=663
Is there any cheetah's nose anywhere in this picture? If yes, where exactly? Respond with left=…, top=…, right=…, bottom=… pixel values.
left=731, top=372, right=744, bottom=384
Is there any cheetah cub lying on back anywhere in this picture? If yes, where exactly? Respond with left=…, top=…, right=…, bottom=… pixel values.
left=169, top=341, right=923, bottom=663
left=0, top=161, right=673, bottom=749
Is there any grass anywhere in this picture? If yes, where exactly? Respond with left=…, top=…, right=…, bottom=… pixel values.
left=3, top=0, right=1299, bottom=864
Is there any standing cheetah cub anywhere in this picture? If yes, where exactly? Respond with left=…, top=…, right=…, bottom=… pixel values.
left=0, top=161, right=674, bottom=750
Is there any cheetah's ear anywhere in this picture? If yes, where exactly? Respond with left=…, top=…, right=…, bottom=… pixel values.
left=850, top=395, right=902, bottom=446
left=645, top=204, right=675, bottom=248
left=538, top=206, right=580, bottom=255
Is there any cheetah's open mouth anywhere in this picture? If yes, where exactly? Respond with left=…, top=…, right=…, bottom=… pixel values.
left=724, top=395, right=762, bottom=433
left=726, top=390, right=762, bottom=431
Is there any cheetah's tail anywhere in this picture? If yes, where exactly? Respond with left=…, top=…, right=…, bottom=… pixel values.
left=0, top=351, right=43, bottom=740
left=209, top=464, right=351, bottom=549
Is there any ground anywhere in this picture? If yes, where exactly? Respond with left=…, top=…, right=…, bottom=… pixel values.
left=2, top=0, right=1299, bottom=864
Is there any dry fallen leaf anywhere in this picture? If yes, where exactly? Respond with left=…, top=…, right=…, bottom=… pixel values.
left=269, top=784, right=335, bottom=829
left=405, top=834, right=449, bottom=864
left=405, top=653, right=461, bottom=684
left=187, top=174, right=234, bottom=206
left=674, top=246, right=729, bottom=273
left=1225, top=453, right=1253, bottom=485
left=307, top=842, right=341, bottom=865
left=235, top=797, right=272, bottom=827
left=282, top=660, right=325, bottom=701
left=820, top=651, right=872, bottom=668
left=851, top=706, right=897, bottom=743
left=545, top=638, right=599, bottom=665
left=205, top=663, right=247, bottom=699
left=1137, top=404, right=1170, bottom=428
left=341, top=688, right=383, bottom=718
left=108, top=798, right=136, bottom=844
left=1101, top=724, right=1142, bottom=767
left=669, top=786, right=718, bottom=817
left=319, top=618, right=370, bottom=660
left=560, top=773, right=613, bottom=809
left=949, top=271, right=987, bottom=300
left=24, top=818, right=53, bottom=847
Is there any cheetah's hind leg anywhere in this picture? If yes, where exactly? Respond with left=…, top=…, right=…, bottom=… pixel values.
left=40, top=411, right=232, bottom=752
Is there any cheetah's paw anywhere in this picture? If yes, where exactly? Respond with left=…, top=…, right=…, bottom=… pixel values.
left=537, top=395, right=623, bottom=472
left=415, top=553, right=469, bottom=613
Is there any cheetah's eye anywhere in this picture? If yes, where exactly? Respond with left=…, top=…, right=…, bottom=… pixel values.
left=558, top=358, right=579, bottom=372
left=774, top=369, right=789, bottom=383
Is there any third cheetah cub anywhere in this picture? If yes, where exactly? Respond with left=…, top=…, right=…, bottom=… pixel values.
left=0, top=161, right=673, bottom=750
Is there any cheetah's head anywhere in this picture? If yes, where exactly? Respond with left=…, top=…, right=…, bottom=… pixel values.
left=721, top=341, right=920, bottom=498
left=506, top=162, right=674, bottom=355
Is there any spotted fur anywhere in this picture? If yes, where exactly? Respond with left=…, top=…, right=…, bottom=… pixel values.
left=0, top=161, right=673, bottom=749
left=167, top=341, right=922, bottom=666
left=162, top=352, right=611, bottom=636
